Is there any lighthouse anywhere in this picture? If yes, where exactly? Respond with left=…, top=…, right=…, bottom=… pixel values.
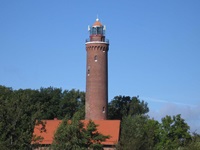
left=32, top=19, right=121, bottom=148
left=85, top=18, right=109, bottom=120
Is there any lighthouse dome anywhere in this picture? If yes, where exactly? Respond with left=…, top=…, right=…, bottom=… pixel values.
left=92, top=18, right=103, bottom=27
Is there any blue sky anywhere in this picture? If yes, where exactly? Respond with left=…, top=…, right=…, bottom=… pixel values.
left=0, top=1, right=200, bottom=133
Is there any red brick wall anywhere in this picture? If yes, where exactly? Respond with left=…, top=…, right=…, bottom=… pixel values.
left=85, top=39, right=109, bottom=120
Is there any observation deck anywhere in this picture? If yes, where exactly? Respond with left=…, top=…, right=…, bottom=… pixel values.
left=85, top=38, right=109, bottom=44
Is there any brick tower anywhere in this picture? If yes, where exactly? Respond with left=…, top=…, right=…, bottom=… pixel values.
left=85, top=18, right=109, bottom=120
left=32, top=19, right=121, bottom=148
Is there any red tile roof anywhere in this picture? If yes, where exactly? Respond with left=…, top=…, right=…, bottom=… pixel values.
left=93, top=19, right=103, bottom=27
left=32, top=120, right=120, bottom=145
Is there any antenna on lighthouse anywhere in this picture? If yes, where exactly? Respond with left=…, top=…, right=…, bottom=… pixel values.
left=96, top=14, right=99, bottom=21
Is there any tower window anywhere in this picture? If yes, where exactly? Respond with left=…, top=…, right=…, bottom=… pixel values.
left=94, top=55, right=97, bottom=62
left=87, top=66, right=90, bottom=76
left=102, top=107, right=105, bottom=113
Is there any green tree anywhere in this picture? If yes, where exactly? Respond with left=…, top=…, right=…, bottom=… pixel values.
left=156, top=114, right=191, bottom=150
left=183, top=132, right=200, bottom=150
left=52, top=112, right=109, bottom=150
left=108, top=96, right=149, bottom=120
left=0, top=85, right=14, bottom=150
left=52, top=112, right=85, bottom=150
left=58, top=89, right=85, bottom=119
left=144, top=118, right=161, bottom=149
left=0, top=86, right=44, bottom=149
left=0, top=85, right=86, bottom=149
left=117, top=115, right=160, bottom=150
left=84, top=120, right=110, bottom=149
left=38, top=87, right=62, bottom=119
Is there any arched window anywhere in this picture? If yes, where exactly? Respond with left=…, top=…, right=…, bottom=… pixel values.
left=102, top=107, right=105, bottom=113
left=87, top=66, right=90, bottom=76
left=94, top=55, right=97, bottom=62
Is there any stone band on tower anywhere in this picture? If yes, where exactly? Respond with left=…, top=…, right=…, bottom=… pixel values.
left=85, top=18, right=109, bottom=120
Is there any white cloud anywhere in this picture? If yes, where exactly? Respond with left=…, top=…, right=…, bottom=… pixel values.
left=144, top=97, right=200, bottom=134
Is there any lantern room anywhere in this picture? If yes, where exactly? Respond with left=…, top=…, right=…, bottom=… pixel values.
left=87, top=18, right=108, bottom=43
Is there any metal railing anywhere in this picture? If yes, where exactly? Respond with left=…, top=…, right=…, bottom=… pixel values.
left=85, top=38, right=109, bottom=44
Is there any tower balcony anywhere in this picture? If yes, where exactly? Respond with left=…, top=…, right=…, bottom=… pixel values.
left=85, top=38, right=109, bottom=44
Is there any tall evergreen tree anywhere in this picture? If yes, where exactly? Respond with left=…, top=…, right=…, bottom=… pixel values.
left=52, top=112, right=109, bottom=150
left=84, top=120, right=110, bottom=149
left=52, top=112, right=85, bottom=150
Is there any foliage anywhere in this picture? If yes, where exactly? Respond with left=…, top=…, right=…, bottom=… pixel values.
left=0, top=85, right=198, bottom=149
left=0, top=86, right=43, bottom=150
left=108, top=95, right=149, bottom=120
left=30, top=87, right=85, bottom=120
left=117, top=115, right=160, bottom=150
left=155, top=114, right=191, bottom=150
left=117, top=114, right=192, bottom=150
left=51, top=112, right=109, bottom=150
left=58, top=89, right=85, bottom=119
left=51, top=112, right=85, bottom=150
left=84, top=120, right=110, bottom=149
left=38, top=87, right=62, bottom=119
left=182, top=132, right=200, bottom=150
left=0, top=85, right=85, bottom=149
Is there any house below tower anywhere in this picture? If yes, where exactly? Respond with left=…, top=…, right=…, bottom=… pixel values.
left=32, top=119, right=120, bottom=150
